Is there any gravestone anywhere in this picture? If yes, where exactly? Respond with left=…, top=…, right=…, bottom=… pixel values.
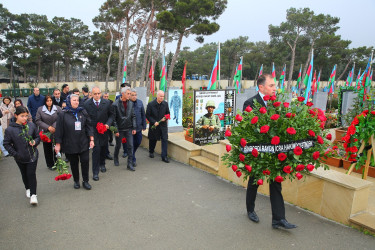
left=167, top=87, right=184, bottom=133
left=312, top=92, right=328, bottom=112
left=135, top=87, right=148, bottom=107
left=341, top=91, right=357, bottom=127
left=235, top=93, right=248, bottom=114
left=244, top=88, right=257, bottom=99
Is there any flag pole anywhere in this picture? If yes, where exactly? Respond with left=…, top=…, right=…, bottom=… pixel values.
left=218, top=42, right=221, bottom=89
left=240, top=56, right=243, bottom=92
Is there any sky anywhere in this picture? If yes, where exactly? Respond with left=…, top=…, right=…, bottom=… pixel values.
left=2, top=0, right=375, bottom=53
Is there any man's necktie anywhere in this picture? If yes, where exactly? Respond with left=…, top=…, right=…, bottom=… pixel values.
left=96, top=101, right=99, bottom=107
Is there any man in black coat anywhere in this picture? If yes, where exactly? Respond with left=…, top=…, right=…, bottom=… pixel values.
left=112, top=87, right=136, bottom=170
left=242, top=74, right=297, bottom=230
left=52, top=89, right=64, bottom=107
left=146, top=90, right=170, bottom=163
left=83, top=86, right=114, bottom=181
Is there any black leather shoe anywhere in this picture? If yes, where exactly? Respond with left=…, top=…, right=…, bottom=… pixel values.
left=74, top=182, right=80, bottom=189
left=105, top=154, right=113, bottom=160
left=122, top=152, right=128, bottom=158
left=114, top=158, right=119, bottom=166
left=272, top=219, right=297, bottom=229
left=100, top=166, right=107, bottom=173
left=247, top=211, right=259, bottom=223
left=93, top=175, right=99, bottom=181
left=162, top=157, right=170, bottom=163
left=127, top=164, right=135, bottom=171
left=82, top=181, right=92, bottom=190
left=149, top=153, right=154, bottom=158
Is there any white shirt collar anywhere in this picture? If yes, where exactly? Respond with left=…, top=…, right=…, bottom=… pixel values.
left=42, top=105, right=58, bottom=115
left=93, top=99, right=101, bottom=105
left=258, top=92, right=267, bottom=106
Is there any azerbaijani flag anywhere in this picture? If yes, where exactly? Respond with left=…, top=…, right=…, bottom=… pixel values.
left=256, top=64, right=263, bottom=92
left=271, top=62, right=276, bottom=83
left=316, top=70, right=321, bottom=93
left=122, top=60, right=127, bottom=84
left=148, top=59, right=155, bottom=96
left=355, top=68, right=361, bottom=90
left=279, top=64, right=286, bottom=92
left=360, top=52, right=373, bottom=101
left=233, top=57, right=243, bottom=94
left=328, top=65, right=336, bottom=95
left=296, top=65, right=302, bottom=89
left=182, top=61, right=187, bottom=94
left=346, top=64, right=354, bottom=86
left=208, top=46, right=220, bottom=90
left=160, top=55, right=167, bottom=92
left=303, top=50, right=314, bottom=103
left=311, top=70, right=317, bottom=95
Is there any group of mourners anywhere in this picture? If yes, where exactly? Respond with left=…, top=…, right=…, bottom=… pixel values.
left=0, top=84, right=170, bottom=206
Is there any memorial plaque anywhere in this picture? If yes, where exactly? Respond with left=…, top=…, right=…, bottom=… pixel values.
left=341, top=91, right=357, bottom=127
left=312, top=92, right=328, bottom=112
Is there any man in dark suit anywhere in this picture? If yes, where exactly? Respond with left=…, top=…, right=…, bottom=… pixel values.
left=243, top=74, right=297, bottom=230
left=83, top=86, right=114, bottom=181
left=146, top=90, right=170, bottom=163
left=52, top=89, right=64, bottom=107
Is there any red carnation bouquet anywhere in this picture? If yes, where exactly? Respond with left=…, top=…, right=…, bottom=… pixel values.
left=122, top=138, right=127, bottom=143
left=151, top=114, right=171, bottom=129
left=96, top=122, right=108, bottom=134
left=39, top=131, right=52, bottom=143
left=53, top=153, right=72, bottom=181
left=222, top=94, right=329, bottom=185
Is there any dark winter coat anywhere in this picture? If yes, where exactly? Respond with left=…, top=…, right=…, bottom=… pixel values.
left=132, top=99, right=146, bottom=132
left=3, top=122, right=40, bottom=163
left=27, top=94, right=45, bottom=120
left=146, top=99, right=170, bottom=141
left=52, top=96, right=64, bottom=107
left=112, top=98, right=136, bottom=131
left=243, top=93, right=266, bottom=111
left=35, top=105, right=62, bottom=141
left=55, top=109, right=94, bottom=154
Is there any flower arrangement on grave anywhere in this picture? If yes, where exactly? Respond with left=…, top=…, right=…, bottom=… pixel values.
left=222, top=95, right=330, bottom=184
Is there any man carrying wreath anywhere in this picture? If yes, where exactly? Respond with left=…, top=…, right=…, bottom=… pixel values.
left=242, top=74, right=297, bottom=229
left=146, top=90, right=171, bottom=163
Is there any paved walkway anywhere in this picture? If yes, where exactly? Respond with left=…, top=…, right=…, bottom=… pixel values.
left=0, top=144, right=374, bottom=249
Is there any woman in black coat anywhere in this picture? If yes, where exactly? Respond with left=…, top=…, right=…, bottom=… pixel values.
left=35, top=95, right=62, bottom=170
left=4, top=106, right=41, bottom=205
left=55, top=94, right=94, bottom=190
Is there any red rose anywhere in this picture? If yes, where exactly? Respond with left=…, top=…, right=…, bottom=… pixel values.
left=235, top=114, right=243, bottom=122
left=286, top=127, right=296, bottom=135
left=308, top=109, right=316, bottom=116
left=245, top=165, right=252, bottom=173
left=326, top=134, right=332, bottom=140
left=296, top=164, right=305, bottom=171
left=306, top=102, right=313, bottom=107
left=240, top=138, right=247, bottom=147
left=275, top=176, right=284, bottom=183
left=260, top=125, right=270, bottom=134
left=273, top=102, right=281, bottom=107
left=270, top=95, right=277, bottom=101
left=245, top=106, right=252, bottom=112
left=318, top=115, right=327, bottom=122
left=257, top=179, right=263, bottom=185
left=225, top=130, right=232, bottom=137
left=271, top=136, right=280, bottom=145
left=239, top=153, right=245, bottom=162
left=283, top=102, right=289, bottom=108
left=308, top=130, right=316, bottom=137
left=320, top=122, right=325, bottom=129
left=363, top=110, right=369, bottom=114
left=252, top=148, right=258, bottom=158
left=270, top=114, right=280, bottom=120
left=297, top=96, right=305, bottom=102
left=350, top=146, right=358, bottom=153
left=164, top=114, right=171, bottom=120
left=251, top=116, right=259, bottom=124
left=231, top=165, right=238, bottom=172
left=263, top=95, right=270, bottom=101
left=352, top=117, right=359, bottom=125
left=283, top=165, right=292, bottom=174
left=306, top=164, right=315, bottom=172
left=122, top=138, right=127, bottom=143
left=226, top=145, right=231, bottom=152
left=347, top=125, right=356, bottom=135
left=293, top=146, right=303, bottom=155
left=55, top=176, right=60, bottom=181
left=259, top=107, right=267, bottom=114
left=263, top=169, right=270, bottom=175
left=278, top=152, right=287, bottom=161
left=296, top=173, right=303, bottom=180
left=317, top=136, right=324, bottom=144
left=312, top=151, right=320, bottom=160
left=285, top=113, right=292, bottom=118
left=96, top=122, right=108, bottom=134
left=236, top=171, right=242, bottom=178
left=332, top=146, right=338, bottom=150
left=371, top=111, right=375, bottom=115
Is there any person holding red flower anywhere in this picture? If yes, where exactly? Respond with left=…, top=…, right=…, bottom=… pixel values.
left=146, top=90, right=171, bottom=163
left=35, top=95, right=62, bottom=170
left=242, top=74, right=297, bottom=230
left=83, top=86, right=114, bottom=181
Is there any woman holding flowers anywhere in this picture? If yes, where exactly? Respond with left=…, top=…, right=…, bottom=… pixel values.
left=36, top=95, right=62, bottom=170
left=55, top=94, right=94, bottom=190
left=3, top=106, right=40, bottom=205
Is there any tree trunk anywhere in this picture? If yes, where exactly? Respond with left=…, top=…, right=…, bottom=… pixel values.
left=167, top=32, right=184, bottom=87
left=57, top=61, right=60, bottom=82
left=105, top=29, right=114, bottom=92
left=145, top=29, right=155, bottom=93
left=302, top=40, right=315, bottom=81
left=287, top=47, right=296, bottom=91
left=336, top=58, right=352, bottom=88
left=37, top=54, right=41, bottom=83
left=139, top=2, right=154, bottom=87
left=52, top=59, right=55, bottom=82
left=9, top=56, right=13, bottom=87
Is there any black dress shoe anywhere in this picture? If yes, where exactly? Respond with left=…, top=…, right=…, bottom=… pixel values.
left=114, top=158, right=119, bottom=166
left=122, top=152, right=128, bottom=158
left=100, top=166, right=107, bottom=173
left=74, top=182, right=80, bottom=189
left=82, top=181, right=92, bottom=190
left=93, top=175, right=99, bottom=181
left=272, top=219, right=297, bottom=229
left=149, top=153, right=154, bottom=158
left=127, top=164, right=135, bottom=171
left=105, top=154, right=113, bottom=160
left=162, top=157, right=170, bottom=163
left=247, top=211, right=259, bottom=223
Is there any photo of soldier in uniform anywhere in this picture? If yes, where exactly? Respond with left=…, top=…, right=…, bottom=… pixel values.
left=168, top=89, right=182, bottom=127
